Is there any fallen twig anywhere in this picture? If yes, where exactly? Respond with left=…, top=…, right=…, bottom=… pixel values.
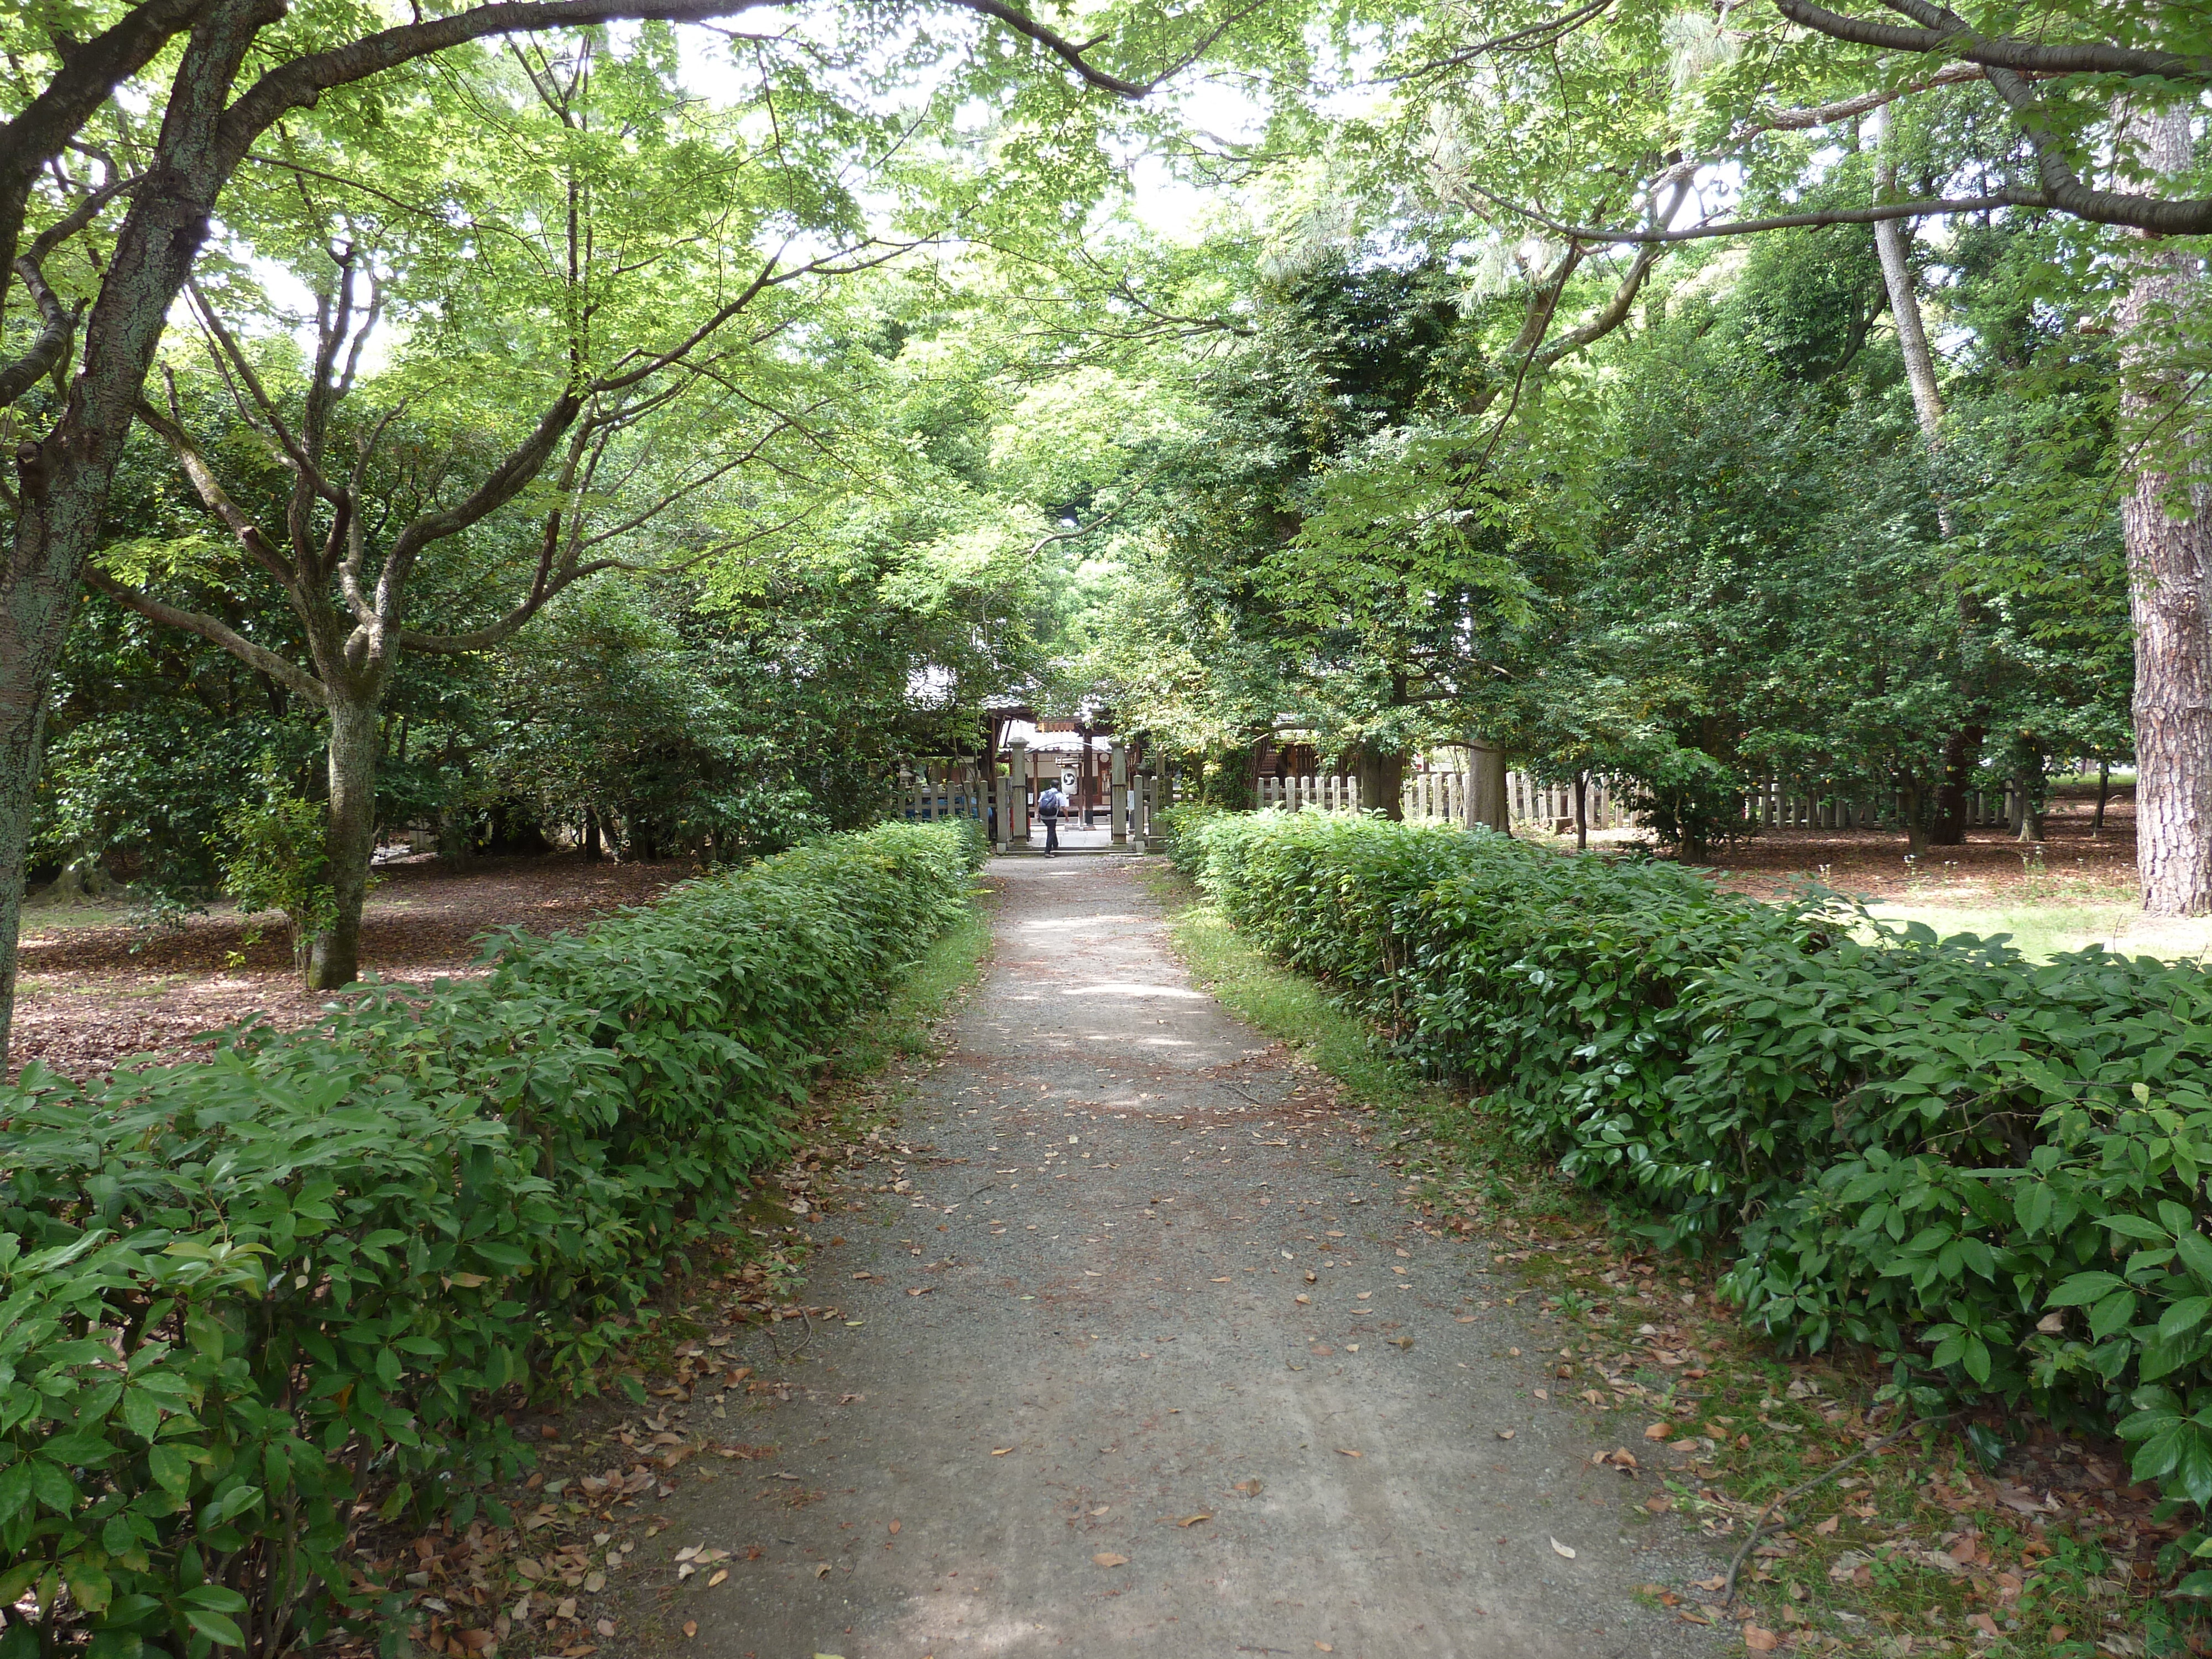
left=1717, top=1412, right=1955, bottom=1608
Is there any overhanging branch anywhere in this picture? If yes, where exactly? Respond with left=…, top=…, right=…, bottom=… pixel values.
left=1775, top=0, right=2212, bottom=81
left=84, top=566, right=328, bottom=702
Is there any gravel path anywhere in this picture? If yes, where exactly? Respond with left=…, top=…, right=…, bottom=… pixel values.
left=659, top=853, right=1721, bottom=1658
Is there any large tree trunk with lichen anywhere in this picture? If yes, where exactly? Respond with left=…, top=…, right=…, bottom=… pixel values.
left=2119, top=110, right=2212, bottom=917
left=0, top=0, right=281, bottom=1065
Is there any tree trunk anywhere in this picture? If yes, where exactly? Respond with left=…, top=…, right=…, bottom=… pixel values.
left=582, top=807, right=603, bottom=860
left=1931, top=724, right=1984, bottom=847
left=0, top=675, right=56, bottom=1067
left=1464, top=740, right=1509, bottom=832
left=1901, top=780, right=1929, bottom=855
left=1573, top=772, right=1588, bottom=852
left=305, top=695, right=379, bottom=990
left=2094, top=761, right=2111, bottom=838
left=1871, top=109, right=1951, bottom=523
left=1353, top=744, right=1406, bottom=821
left=2118, top=112, right=2212, bottom=915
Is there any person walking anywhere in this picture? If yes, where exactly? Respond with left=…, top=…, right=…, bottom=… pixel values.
left=1037, top=781, right=1065, bottom=854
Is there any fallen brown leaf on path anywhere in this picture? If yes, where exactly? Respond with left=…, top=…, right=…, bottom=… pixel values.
left=1813, top=1516, right=1838, bottom=1536
left=990, top=1448, right=1012, bottom=1456
left=810, top=1563, right=828, bottom=1579
left=709, top=1569, right=729, bottom=1587
left=1495, top=1430, right=1515, bottom=1441
left=1743, top=1624, right=1779, bottom=1652
left=1232, top=1479, right=1264, bottom=1496
left=1550, top=1537, right=1577, bottom=1559
left=888, top=1520, right=901, bottom=1535
left=1335, top=1448, right=1362, bottom=1458
left=1177, top=1514, right=1211, bottom=1526
left=907, top=1287, right=932, bottom=1297
left=1093, top=1553, right=1128, bottom=1568
left=682, top=1623, right=697, bottom=1639
left=1644, top=1422, right=1672, bottom=1441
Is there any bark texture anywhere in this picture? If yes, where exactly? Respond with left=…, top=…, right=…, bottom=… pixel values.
left=2119, top=109, right=2212, bottom=916
left=308, top=696, right=381, bottom=988
left=1465, top=740, right=1509, bottom=832
left=1352, top=745, right=1406, bottom=822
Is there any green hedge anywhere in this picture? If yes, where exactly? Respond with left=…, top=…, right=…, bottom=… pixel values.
left=0, top=820, right=982, bottom=1658
left=1183, top=811, right=2212, bottom=1550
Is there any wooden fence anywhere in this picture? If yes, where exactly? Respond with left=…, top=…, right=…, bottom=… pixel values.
left=1743, top=777, right=2010, bottom=831
left=899, top=760, right=2030, bottom=846
left=893, top=763, right=990, bottom=823
left=1255, top=771, right=1633, bottom=832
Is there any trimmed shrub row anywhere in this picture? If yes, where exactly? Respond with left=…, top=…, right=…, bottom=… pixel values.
left=1181, top=811, right=2212, bottom=1544
left=0, top=820, right=982, bottom=1658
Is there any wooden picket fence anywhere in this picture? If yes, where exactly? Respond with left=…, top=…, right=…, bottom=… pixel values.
left=1254, top=771, right=1634, bottom=832
left=1744, top=776, right=2010, bottom=830
left=898, top=760, right=2030, bottom=845
left=893, top=763, right=990, bottom=823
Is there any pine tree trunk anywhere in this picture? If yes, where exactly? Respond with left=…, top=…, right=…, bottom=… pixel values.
left=2119, top=109, right=2212, bottom=916
left=305, top=694, right=380, bottom=990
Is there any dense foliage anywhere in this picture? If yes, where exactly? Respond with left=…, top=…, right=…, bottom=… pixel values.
left=0, top=820, right=980, bottom=1656
left=1182, top=812, right=2212, bottom=1541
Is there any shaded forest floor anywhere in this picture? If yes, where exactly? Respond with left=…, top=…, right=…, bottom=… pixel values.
left=1689, top=790, right=2137, bottom=905
left=11, top=853, right=696, bottom=1080
left=1672, top=790, right=2212, bottom=963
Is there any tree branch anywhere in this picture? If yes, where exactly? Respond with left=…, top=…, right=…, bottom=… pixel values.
left=216, top=0, right=1181, bottom=169
left=374, top=391, right=585, bottom=624
left=0, top=0, right=208, bottom=310
left=393, top=558, right=627, bottom=653
left=1774, top=0, right=2212, bottom=82
left=1458, top=181, right=2063, bottom=243
left=1383, top=0, right=1615, bottom=82
left=1748, top=61, right=1992, bottom=131
left=0, top=259, right=77, bottom=410
left=132, top=392, right=305, bottom=592
left=184, top=277, right=342, bottom=506
left=84, top=566, right=327, bottom=702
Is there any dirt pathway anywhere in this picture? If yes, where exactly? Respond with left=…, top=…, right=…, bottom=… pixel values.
left=654, top=854, right=1721, bottom=1658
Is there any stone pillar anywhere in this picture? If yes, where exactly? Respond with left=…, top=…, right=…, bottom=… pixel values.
left=1110, top=739, right=1128, bottom=844
left=1465, top=739, right=1509, bottom=832
left=993, top=765, right=1010, bottom=854
left=1008, top=738, right=1030, bottom=848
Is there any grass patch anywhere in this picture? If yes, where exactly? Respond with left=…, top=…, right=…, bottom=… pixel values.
left=1154, top=867, right=1587, bottom=1220
left=1861, top=896, right=2212, bottom=964
left=825, top=887, right=996, bottom=1079
left=1162, top=885, right=1424, bottom=1114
